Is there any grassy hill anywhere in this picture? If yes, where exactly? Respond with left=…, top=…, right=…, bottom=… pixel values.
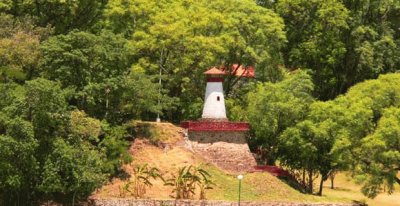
left=92, top=122, right=400, bottom=206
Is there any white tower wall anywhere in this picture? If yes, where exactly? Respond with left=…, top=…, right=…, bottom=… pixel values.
left=202, top=82, right=227, bottom=119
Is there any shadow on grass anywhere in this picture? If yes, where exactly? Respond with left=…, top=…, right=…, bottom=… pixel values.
left=327, top=186, right=352, bottom=192
left=277, top=176, right=307, bottom=194
left=352, top=200, right=368, bottom=206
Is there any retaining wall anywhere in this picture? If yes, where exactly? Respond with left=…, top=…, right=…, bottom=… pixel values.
left=90, top=199, right=359, bottom=206
left=186, top=130, right=257, bottom=172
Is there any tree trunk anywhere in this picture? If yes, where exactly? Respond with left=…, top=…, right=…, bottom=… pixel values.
left=395, top=176, right=400, bottom=185
left=330, top=174, right=335, bottom=189
left=72, top=191, right=76, bottom=206
left=318, top=178, right=324, bottom=196
left=308, top=170, right=313, bottom=194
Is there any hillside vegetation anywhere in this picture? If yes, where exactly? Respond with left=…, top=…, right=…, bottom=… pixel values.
left=93, top=123, right=400, bottom=206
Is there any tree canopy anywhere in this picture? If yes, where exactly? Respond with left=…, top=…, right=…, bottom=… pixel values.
left=1, top=0, right=400, bottom=204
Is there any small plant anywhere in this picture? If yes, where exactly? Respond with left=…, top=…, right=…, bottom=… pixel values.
left=120, top=164, right=163, bottom=198
left=198, top=175, right=215, bottom=200
left=164, top=165, right=215, bottom=200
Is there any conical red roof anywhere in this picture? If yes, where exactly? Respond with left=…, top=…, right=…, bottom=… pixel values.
left=204, top=67, right=226, bottom=75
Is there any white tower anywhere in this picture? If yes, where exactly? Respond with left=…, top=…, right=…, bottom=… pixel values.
left=201, top=67, right=227, bottom=120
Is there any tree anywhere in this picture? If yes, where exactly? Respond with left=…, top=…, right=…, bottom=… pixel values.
left=279, top=102, right=354, bottom=195
left=5, top=0, right=108, bottom=34
left=274, top=0, right=349, bottom=99
left=0, top=14, right=51, bottom=82
left=25, top=78, right=68, bottom=138
left=0, top=119, right=38, bottom=205
left=272, top=0, right=400, bottom=100
left=40, top=31, right=165, bottom=122
left=38, top=139, right=106, bottom=205
left=309, top=73, right=400, bottom=197
left=356, top=107, right=400, bottom=198
left=246, top=70, right=314, bottom=165
left=69, top=110, right=101, bottom=142
left=105, top=0, right=286, bottom=121
left=40, top=31, right=129, bottom=93
left=99, top=123, right=132, bottom=175
left=0, top=78, right=132, bottom=205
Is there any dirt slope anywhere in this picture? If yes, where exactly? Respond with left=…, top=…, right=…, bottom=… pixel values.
left=91, top=122, right=399, bottom=205
left=92, top=122, right=306, bottom=201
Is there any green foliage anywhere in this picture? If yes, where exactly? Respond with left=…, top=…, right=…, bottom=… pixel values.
left=0, top=14, right=51, bottom=82
left=165, top=165, right=215, bottom=200
left=38, top=139, right=106, bottom=204
left=104, top=0, right=286, bottom=120
left=0, top=78, right=132, bottom=205
left=40, top=30, right=169, bottom=122
left=25, top=78, right=68, bottom=138
left=99, top=123, right=132, bottom=175
left=279, top=119, right=340, bottom=195
left=70, top=110, right=101, bottom=142
left=357, top=107, right=400, bottom=198
left=246, top=70, right=314, bottom=164
left=274, top=0, right=400, bottom=100
left=290, top=73, right=400, bottom=197
left=126, top=121, right=162, bottom=145
left=1, top=0, right=400, bottom=203
left=5, top=0, right=108, bottom=34
left=0, top=118, right=38, bottom=204
left=0, top=0, right=12, bottom=12
left=40, top=31, right=129, bottom=91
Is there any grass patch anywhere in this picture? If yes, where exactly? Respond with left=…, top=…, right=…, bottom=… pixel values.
left=202, top=164, right=353, bottom=203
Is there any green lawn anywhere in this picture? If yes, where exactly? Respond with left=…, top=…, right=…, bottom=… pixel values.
left=205, top=166, right=400, bottom=205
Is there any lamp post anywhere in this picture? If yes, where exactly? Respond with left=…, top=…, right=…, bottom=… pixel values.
left=237, top=174, right=243, bottom=206
left=156, top=65, right=161, bottom=123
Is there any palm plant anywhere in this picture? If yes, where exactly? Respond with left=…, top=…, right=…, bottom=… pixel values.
left=120, top=164, right=163, bottom=198
left=164, top=165, right=215, bottom=199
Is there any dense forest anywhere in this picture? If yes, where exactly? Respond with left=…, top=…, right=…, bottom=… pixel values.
left=0, top=0, right=399, bottom=205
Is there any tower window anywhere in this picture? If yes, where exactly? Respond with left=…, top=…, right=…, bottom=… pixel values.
left=217, top=96, right=220, bottom=101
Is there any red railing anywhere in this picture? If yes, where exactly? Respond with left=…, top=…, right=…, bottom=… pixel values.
left=181, top=121, right=250, bottom=131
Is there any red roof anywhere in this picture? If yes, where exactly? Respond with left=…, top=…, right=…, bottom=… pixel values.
left=222, top=64, right=255, bottom=78
left=204, top=67, right=226, bottom=75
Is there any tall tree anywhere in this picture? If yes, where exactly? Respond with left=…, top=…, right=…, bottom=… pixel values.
left=357, top=107, right=400, bottom=198
left=272, top=0, right=400, bottom=100
left=275, top=0, right=349, bottom=99
left=279, top=120, right=336, bottom=195
left=246, top=70, right=314, bottom=165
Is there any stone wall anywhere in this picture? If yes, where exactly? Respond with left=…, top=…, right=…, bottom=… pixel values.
left=90, top=199, right=359, bottom=206
left=188, top=131, right=247, bottom=144
left=187, top=131, right=257, bottom=172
